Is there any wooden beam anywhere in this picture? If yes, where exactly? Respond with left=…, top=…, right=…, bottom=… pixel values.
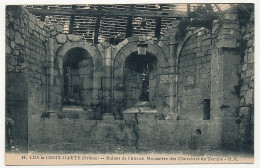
left=155, top=5, right=162, bottom=38
left=27, top=8, right=188, bottom=18
left=187, top=4, right=191, bottom=16
left=40, top=6, right=48, bottom=21
left=69, top=5, right=76, bottom=34
left=125, top=5, right=134, bottom=38
left=94, top=5, right=102, bottom=44
left=155, top=17, right=161, bottom=38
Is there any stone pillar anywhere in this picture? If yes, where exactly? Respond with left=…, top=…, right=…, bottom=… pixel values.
left=103, top=46, right=112, bottom=113
left=169, top=38, right=178, bottom=113
left=47, top=38, right=54, bottom=112
left=165, top=20, right=180, bottom=116
left=210, top=8, right=241, bottom=149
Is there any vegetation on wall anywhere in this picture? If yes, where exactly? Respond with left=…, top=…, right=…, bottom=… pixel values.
left=177, top=5, right=219, bottom=40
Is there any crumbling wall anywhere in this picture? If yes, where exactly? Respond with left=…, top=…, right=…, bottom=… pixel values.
left=29, top=113, right=221, bottom=153
left=238, top=11, right=254, bottom=152
left=6, top=5, right=254, bottom=154
left=6, top=6, right=50, bottom=151
left=210, top=8, right=243, bottom=150
left=29, top=114, right=135, bottom=153
left=178, top=28, right=212, bottom=120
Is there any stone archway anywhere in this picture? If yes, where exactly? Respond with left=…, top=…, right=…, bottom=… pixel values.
left=63, top=47, right=94, bottom=106
left=111, top=37, right=171, bottom=116
left=56, top=42, right=102, bottom=72
left=123, top=52, right=158, bottom=108
left=55, top=42, right=103, bottom=110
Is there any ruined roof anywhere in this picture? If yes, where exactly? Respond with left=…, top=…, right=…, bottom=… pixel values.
left=24, top=4, right=234, bottom=44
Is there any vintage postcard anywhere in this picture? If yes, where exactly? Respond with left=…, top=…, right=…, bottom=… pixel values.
left=4, top=1, right=254, bottom=165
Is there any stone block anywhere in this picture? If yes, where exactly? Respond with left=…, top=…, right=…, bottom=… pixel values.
left=113, top=90, right=122, bottom=99
left=246, top=70, right=254, bottom=78
left=83, top=78, right=93, bottom=89
left=134, top=101, right=150, bottom=107
left=49, top=25, right=55, bottom=31
left=10, top=41, right=16, bottom=48
left=245, top=89, right=254, bottom=105
left=67, top=34, right=83, bottom=42
left=224, top=14, right=238, bottom=21
left=247, top=63, right=254, bottom=71
left=56, top=24, right=63, bottom=33
left=242, top=64, right=247, bottom=72
left=240, top=84, right=248, bottom=91
left=239, top=107, right=250, bottom=117
left=137, top=113, right=157, bottom=120
left=15, top=32, right=24, bottom=45
left=222, top=23, right=240, bottom=29
left=102, top=113, right=114, bottom=120
left=6, top=45, right=11, bottom=54
left=187, top=76, right=195, bottom=86
left=51, top=31, right=57, bottom=36
left=56, top=34, right=67, bottom=44
left=216, top=39, right=237, bottom=48
left=249, top=80, right=254, bottom=88
left=240, top=96, right=246, bottom=106
left=139, top=107, right=157, bottom=113
left=122, top=107, right=139, bottom=114
left=247, top=53, right=254, bottom=63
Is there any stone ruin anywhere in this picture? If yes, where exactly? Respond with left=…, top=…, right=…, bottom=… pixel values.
left=5, top=5, right=254, bottom=154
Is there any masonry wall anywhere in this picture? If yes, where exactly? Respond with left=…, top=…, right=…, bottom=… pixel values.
left=6, top=6, right=50, bottom=151
left=29, top=113, right=221, bottom=153
left=123, top=62, right=143, bottom=108
left=178, top=28, right=212, bottom=120
left=6, top=5, right=254, bottom=154
left=238, top=11, right=254, bottom=152
left=210, top=8, right=252, bottom=150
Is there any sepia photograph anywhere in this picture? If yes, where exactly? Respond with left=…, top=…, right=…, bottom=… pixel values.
left=3, top=1, right=255, bottom=166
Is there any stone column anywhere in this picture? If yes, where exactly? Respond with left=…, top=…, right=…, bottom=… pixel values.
left=47, top=38, right=54, bottom=112
left=103, top=46, right=112, bottom=113
left=169, top=38, right=178, bottom=113
left=165, top=20, right=180, bottom=116
left=210, top=8, right=241, bottom=149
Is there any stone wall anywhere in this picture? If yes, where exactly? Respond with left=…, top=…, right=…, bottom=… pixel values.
left=6, top=6, right=50, bottom=152
left=6, top=5, right=254, bottom=154
left=123, top=61, right=143, bottom=108
left=29, top=113, right=221, bottom=153
left=178, top=28, right=212, bottom=120
left=238, top=11, right=254, bottom=152
left=210, top=7, right=252, bottom=150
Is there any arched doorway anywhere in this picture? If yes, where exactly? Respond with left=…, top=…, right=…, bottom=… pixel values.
left=63, top=47, right=94, bottom=107
left=123, top=52, right=158, bottom=108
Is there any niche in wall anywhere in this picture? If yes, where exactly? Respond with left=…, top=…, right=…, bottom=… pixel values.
left=123, top=52, right=158, bottom=108
left=203, top=99, right=210, bottom=120
left=63, top=47, right=94, bottom=107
